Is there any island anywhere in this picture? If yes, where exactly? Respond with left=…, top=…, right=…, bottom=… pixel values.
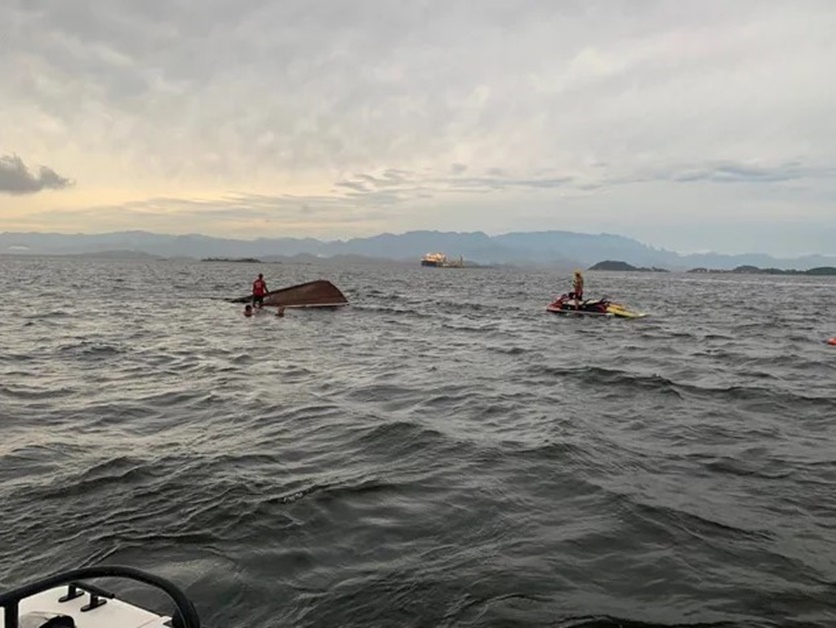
left=201, top=257, right=263, bottom=263
left=687, top=265, right=836, bottom=276
left=64, top=250, right=163, bottom=260
left=588, top=260, right=670, bottom=272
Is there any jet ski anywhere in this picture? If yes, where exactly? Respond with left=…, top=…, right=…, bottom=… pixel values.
left=0, top=565, right=200, bottom=628
left=546, top=293, right=646, bottom=318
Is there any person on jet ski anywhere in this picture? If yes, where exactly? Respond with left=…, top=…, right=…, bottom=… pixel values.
left=568, top=269, right=584, bottom=307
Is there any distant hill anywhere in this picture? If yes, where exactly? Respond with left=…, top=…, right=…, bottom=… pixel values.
left=1, top=229, right=834, bottom=271
left=64, top=249, right=163, bottom=260
left=687, top=265, right=836, bottom=276
left=589, top=260, right=670, bottom=272
left=263, top=253, right=415, bottom=267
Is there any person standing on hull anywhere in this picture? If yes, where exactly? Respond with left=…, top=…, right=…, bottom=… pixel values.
left=252, top=273, right=268, bottom=308
left=569, top=269, right=584, bottom=309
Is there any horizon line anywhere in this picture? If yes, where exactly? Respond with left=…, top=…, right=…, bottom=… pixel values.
left=1, top=227, right=833, bottom=261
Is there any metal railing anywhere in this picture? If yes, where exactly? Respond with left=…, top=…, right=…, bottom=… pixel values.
left=0, top=565, right=200, bottom=628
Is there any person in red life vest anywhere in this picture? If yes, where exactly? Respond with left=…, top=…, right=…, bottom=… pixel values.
left=252, top=273, right=268, bottom=307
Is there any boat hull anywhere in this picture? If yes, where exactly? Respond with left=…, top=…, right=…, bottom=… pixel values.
left=229, top=279, right=349, bottom=307
left=547, top=305, right=614, bottom=317
left=0, top=565, right=199, bottom=628
left=546, top=296, right=646, bottom=319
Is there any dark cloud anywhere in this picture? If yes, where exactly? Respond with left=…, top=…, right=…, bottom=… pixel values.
left=335, top=180, right=370, bottom=193
left=334, top=168, right=576, bottom=200
left=669, top=161, right=831, bottom=184
left=0, top=154, right=74, bottom=195
left=355, top=170, right=412, bottom=187
left=450, top=176, right=575, bottom=190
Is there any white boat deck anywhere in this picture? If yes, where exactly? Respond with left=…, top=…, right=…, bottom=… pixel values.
left=0, top=586, right=172, bottom=628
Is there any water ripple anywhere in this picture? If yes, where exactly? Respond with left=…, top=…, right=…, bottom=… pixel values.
left=1, top=257, right=835, bottom=627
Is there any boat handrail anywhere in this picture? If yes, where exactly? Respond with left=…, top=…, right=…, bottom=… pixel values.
left=0, top=565, right=200, bottom=628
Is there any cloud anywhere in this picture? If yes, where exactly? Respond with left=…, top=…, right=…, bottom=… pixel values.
left=329, top=157, right=834, bottom=203
left=1, top=1, right=835, bottom=254
left=10, top=191, right=389, bottom=239
left=0, top=154, right=74, bottom=195
left=335, top=180, right=370, bottom=193
left=7, top=1, right=833, bottom=179
left=667, top=161, right=835, bottom=184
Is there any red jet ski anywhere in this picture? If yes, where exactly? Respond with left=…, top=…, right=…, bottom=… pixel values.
left=546, top=293, right=645, bottom=318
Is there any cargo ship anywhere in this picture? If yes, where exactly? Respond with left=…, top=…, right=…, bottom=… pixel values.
left=420, top=252, right=464, bottom=267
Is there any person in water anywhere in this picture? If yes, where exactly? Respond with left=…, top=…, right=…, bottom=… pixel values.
left=252, top=273, right=268, bottom=307
left=244, top=303, right=284, bottom=318
left=568, top=269, right=584, bottom=307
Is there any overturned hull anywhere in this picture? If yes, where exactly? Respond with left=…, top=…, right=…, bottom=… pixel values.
left=230, top=279, right=349, bottom=308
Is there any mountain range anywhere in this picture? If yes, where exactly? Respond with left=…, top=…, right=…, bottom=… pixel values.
left=1, top=229, right=834, bottom=271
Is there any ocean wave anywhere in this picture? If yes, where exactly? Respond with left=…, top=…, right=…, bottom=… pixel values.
left=1, top=259, right=835, bottom=626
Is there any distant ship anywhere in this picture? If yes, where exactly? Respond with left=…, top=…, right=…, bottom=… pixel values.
left=420, top=252, right=464, bottom=268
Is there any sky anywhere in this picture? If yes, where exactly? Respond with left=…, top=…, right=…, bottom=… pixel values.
left=1, top=0, right=835, bottom=256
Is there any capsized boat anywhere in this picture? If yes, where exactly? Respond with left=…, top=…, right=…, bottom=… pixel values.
left=0, top=565, right=200, bottom=628
left=546, top=293, right=646, bottom=318
left=229, top=279, right=349, bottom=308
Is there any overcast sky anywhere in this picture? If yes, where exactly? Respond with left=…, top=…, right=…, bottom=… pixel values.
left=1, top=0, right=834, bottom=255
